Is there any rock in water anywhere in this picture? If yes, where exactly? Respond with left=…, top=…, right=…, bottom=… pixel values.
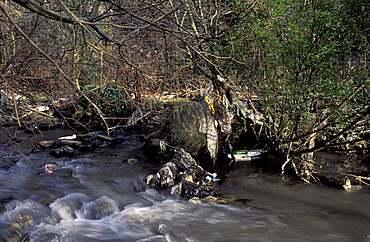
left=145, top=100, right=218, bottom=170
left=50, top=146, right=76, bottom=157
left=146, top=145, right=220, bottom=198
left=37, top=141, right=55, bottom=149
left=59, top=140, right=82, bottom=146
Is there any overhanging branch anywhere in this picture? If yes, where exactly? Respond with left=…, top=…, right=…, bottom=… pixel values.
left=11, top=0, right=75, bottom=23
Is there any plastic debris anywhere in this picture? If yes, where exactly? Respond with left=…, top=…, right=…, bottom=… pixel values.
left=33, top=105, right=50, bottom=112
left=58, top=134, right=77, bottom=140
left=206, top=173, right=220, bottom=182
left=231, top=149, right=265, bottom=162
left=44, top=164, right=73, bottom=176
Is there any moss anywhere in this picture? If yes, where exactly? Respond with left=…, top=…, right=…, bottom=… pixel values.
left=147, top=101, right=209, bottom=157
left=167, top=103, right=207, bottom=153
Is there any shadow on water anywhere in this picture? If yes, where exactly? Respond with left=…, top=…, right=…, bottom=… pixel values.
left=0, top=128, right=369, bottom=241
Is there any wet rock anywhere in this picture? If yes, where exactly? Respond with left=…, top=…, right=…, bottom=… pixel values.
left=146, top=145, right=220, bottom=198
left=171, top=178, right=219, bottom=198
left=30, top=191, right=57, bottom=206
left=81, top=196, right=118, bottom=220
left=145, top=101, right=217, bottom=170
left=96, top=134, right=116, bottom=141
left=6, top=201, right=50, bottom=239
left=37, top=140, right=55, bottom=149
left=11, top=209, right=37, bottom=229
left=11, top=137, right=24, bottom=143
left=0, top=157, right=18, bottom=170
left=78, top=144, right=94, bottom=152
left=127, top=158, right=137, bottom=165
left=33, top=131, right=121, bottom=158
left=79, top=134, right=95, bottom=143
left=135, top=135, right=145, bottom=142
left=50, top=146, right=76, bottom=157
left=92, top=139, right=110, bottom=148
left=0, top=163, right=11, bottom=170
left=189, top=195, right=232, bottom=204
left=59, top=139, right=82, bottom=146
left=189, top=195, right=253, bottom=204
left=30, top=232, right=59, bottom=242
left=146, top=162, right=178, bottom=187
left=30, top=148, right=40, bottom=153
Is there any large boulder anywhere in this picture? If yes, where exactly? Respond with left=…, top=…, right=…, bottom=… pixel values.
left=144, top=85, right=265, bottom=198
left=145, top=100, right=218, bottom=170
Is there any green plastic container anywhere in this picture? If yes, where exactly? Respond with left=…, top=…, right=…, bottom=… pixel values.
left=234, top=150, right=248, bottom=154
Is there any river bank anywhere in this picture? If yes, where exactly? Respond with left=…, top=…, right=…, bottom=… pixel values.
left=1, top=120, right=369, bottom=193
left=0, top=126, right=369, bottom=241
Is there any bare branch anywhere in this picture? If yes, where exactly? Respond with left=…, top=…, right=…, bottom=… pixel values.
left=0, top=2, right=110, bottom=133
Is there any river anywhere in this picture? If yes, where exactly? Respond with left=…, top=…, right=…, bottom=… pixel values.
left=0, top=128, right=369, bottom=242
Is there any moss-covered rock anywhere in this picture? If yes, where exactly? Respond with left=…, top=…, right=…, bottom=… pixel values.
left=145, top=100, right=217, bottom=170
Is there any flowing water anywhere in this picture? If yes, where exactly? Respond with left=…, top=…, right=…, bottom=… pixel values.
left=0, top=128, right=369, bottom=242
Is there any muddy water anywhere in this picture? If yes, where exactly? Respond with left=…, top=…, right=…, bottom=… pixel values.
left=0, top=128, right=369, bottom=242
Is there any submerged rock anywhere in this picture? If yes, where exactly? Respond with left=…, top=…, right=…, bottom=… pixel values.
left=0, top=222, right=23, bottom=242
left=11, top=209, right=37, bottom=229
left=81, top=196, right=119, bottom=220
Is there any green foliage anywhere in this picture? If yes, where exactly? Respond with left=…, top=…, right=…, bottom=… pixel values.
left=215, top=0, right=369, bottom=154
left=83, top=84, right=125, bottom=117
left=76, top=83, right=130, bottom=128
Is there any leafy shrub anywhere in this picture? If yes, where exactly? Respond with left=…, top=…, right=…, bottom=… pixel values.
left=77, top=83, right=129, bottom=128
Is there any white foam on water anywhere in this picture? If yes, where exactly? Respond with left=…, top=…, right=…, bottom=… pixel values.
left=49, top=193, right=90, bottom=221
left=78, top=196, right=119, bottom=220
left=29, top=206, right=166, bottom=242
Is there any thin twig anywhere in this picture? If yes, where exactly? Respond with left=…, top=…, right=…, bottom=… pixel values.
left=0, top=3, right=110, bottom=134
